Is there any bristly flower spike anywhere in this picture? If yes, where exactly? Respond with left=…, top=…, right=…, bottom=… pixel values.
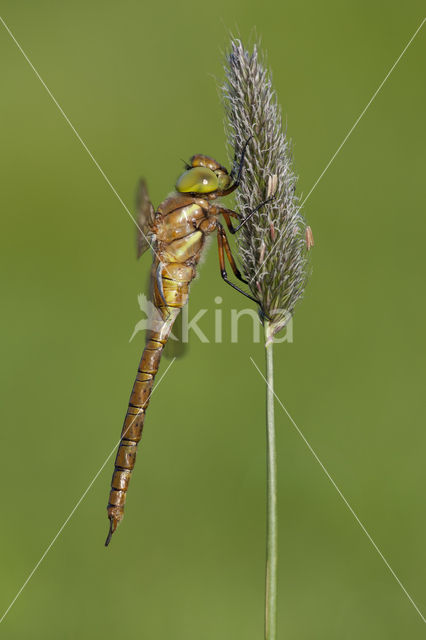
left=222, top=40, right=312, bottom=342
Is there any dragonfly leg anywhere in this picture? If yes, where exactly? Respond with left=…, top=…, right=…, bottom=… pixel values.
left=218, top=224, right=248, bottom=285
left=217, top=224, right=259, bottom=305
left=221, top=211, right=240, bottom=235
left=211, top=195, right=276, bottom=234
left=234, top=195, right=275, bottom=232
left=229, top=135, right=253, bottom=184
left=208, top=204, right=241, bottom=234
left=215, top=136, right=253, bottom=197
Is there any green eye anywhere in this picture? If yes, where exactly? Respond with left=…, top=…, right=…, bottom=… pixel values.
left=176, top=167, right=218, bottom=194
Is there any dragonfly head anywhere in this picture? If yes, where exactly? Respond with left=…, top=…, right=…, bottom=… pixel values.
left=176, top=155, right=231, bottom=196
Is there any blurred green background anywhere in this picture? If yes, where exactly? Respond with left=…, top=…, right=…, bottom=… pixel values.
left=1, top=1, right=425, bottom=638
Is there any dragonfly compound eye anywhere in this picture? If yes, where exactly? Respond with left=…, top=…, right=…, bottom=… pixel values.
left=176, top=167, right=219, bottom=194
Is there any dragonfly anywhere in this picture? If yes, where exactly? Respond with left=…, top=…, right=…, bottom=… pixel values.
left=105, top=141, right=272, bottom=545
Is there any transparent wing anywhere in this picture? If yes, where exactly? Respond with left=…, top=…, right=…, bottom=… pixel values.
left=146, top=269, right=187, bottom=359
left=135, top=179, right=155, bottom=258
left=163, top=311, right=187, bottom=359
left=136, top=180, right=187, bottom=358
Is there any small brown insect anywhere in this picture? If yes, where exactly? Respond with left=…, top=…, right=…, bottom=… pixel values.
left=305, top=226, right=314, bottom=251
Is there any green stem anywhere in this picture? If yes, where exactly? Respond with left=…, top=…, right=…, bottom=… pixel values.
left=264, top=320, right=277, bottom=640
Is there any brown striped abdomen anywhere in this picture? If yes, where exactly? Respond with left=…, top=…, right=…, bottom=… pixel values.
left=105, top=262, right=194, bottom=545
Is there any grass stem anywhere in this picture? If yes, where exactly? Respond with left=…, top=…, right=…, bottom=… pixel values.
left=264, top=320, right=277, bottom=640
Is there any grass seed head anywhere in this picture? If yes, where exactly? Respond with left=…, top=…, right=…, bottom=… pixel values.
left=222, top=39, right=311, bottom=339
